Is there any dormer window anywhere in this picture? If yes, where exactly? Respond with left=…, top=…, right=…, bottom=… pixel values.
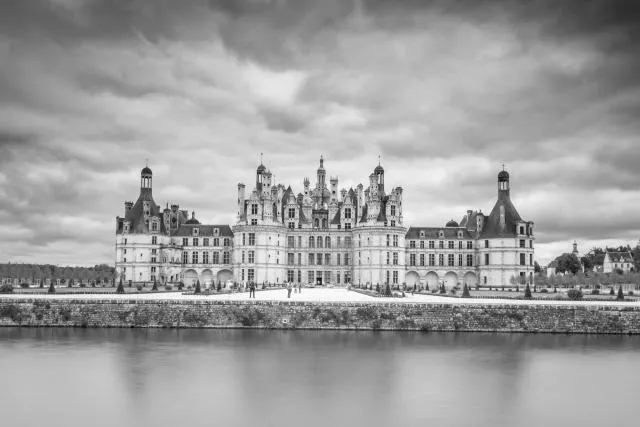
left=214, top=228, right=219, bottom=236
left=458, top=231, right=463, bottom=239
left=438, top=230, right=444, bottom=239
left=420, top=231, right=425, bottom=238
left=193, top=228, right=199, bottom=237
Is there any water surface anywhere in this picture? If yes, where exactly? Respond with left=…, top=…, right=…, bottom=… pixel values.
left=1, top=329, right=638, bottom=427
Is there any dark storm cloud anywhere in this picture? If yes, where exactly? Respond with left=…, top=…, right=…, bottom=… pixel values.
left=0, top=0, right=639, bottom=265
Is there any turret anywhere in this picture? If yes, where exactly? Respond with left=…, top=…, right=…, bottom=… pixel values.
left=141, top=165, right=152, bottom=193
left=374, top=163, right=384, bottom=194
left=498, top=169, right=510, bottom=199
left=317, top=155, right=326, bottom=189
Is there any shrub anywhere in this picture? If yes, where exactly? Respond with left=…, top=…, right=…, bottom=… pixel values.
left=617, top=286, right=624, bottom=301
left=165, top=285, right=173, bottom=291
left=194, top=280, right=202, bottom=294
left=79, top=283, right=86, bottom=288
left=20, top=283, right=29, bottom=288
left=567, top=289, right=583, bottom=301
left=609, top=287, right=615, bottom=296
left=178, top=282, right=185, bottom=291
left=629, top=291, right=635, bottom=296
left=439, top=284, right=446, bottom=294
left=384, top=283, right=392, bottom=296
left=461, top=283, right=471, bottom=298
left=136, top=285, right=143, bottom=291
left=116, top=278, right=125, bottom=294
left=524, top=284, right=532, bottom=299
left=591, top=289, right=600, bottom=295
left=449, top=289, right=456, bottom=295
left=216, top=282, right=221, bottom=292
left=48, top=282, right=55, bottom=293
left=540, top=288, right=549, bottom=293
left=0, top=284, right=14, bottom=293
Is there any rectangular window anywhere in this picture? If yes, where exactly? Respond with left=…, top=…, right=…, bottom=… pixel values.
left=386, top=271, right=390, bottom=285
left=203, top=238, right=209, bottom=246
left=248, top=251, right=255, bottom=264
left=287, top=270, right=294, bottom=282
left=152, top=236, right=157, bottom=245
left=308, top=271, right=314, bottom=283
left=520, top=253, right=526, bottom=266
left=485, top=240, right=489, bottom=248
left=203, top=252, right=209, bottom=264
left=288, top=253, right=294, bottom=265
left=392, top=271, right=398, bottom=284
left=213, top=252, right=219, bottom=264
left=530, top=254, right=533, bottom=266
left=458, top=254, right=463, bottom=267
left=248, top=269, right=255, bottom=282
left=288, top=208, right=296, bottom=219
left=393, top=252, right=398, bottom=265
left=287, top=236, right=295, bottom=248
left=467, top=241, right=473, bottom=249
left=439, top=254, right=444, bottom=266
left=530, top=240, right=533, bottom=248
left=224, top=238, right=230, bottom=247
left=520, top=239, right=526, bottom=248
left=337, top=254, right=341, bottom=265
left=429, top=240, right=435, bottom=249
left=448, top=241, right=454, bottom=249
left=251, top=219, right=258, bottom=225
left=458, top=241, right=463, bottom=250
left=182, top=238, right=188, bottom=246
left=223, top=252, right=230, bottom=264
left=420, top=240, right=425, bottom=249
left=242, top=251, right=245, bottom=263
left=410, top=254, right=416, bottom=266
left=438, top=240, right=443, bottom=249
left=386, top=252, right=390, bottom=265
left=193, top=238, right=199, bottom=246
left=151, top=257, right=156, bottom=264
left=192, top=252, right=198, bottom=264
left=288, top=222, right=295, bottom=229
left=241, top=269, right=245, bottom=281
left=344, top=254, right=350, bottom=266
left=325, top=253, right=330, bottom=265
left=448, top=254, right=454, bottom=266
left=420, top=254, right=425, bottom=266
left=393, top=235, right=398, bottom=247
left=409, top=240, right=416, bottom=249
left=345, top=223, right=351, bottom=230
left=345, top=208, right=352, bottom=219
left=485, top=254, right=490, bottom=265
left=390, top=220, right=395, bottom=227
left=214, top=238, right=219, bottom=247
left=242, top=233, right=246, bottom=245
left=251, top=204, right=258, bottom=215
left=298, top=270, right=302, bottom=283
left=467, top=254, right=473, bottom=267
left=390, top=205, right=396, bottom=216
left=309, top=253, right=315, bottom=265
left=298, top=253, right=301, bottom=265
left=248, top=233, right=256, bottom=245
left=317, top=254, right=323, bottom=265
left=429, top=254, right=435, bottom=266
left=345, top=237, right=351, bottom=248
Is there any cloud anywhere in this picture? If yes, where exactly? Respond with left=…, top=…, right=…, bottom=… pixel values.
left=0, top=0, right=639, bottom=267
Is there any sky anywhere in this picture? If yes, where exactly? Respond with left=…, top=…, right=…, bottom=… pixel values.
left=1, top=0, right=639, bottom=267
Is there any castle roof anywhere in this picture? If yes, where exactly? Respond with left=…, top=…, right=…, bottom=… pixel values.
left=605, top=250, right=634, bottom=264
left=173, top=224, right=233, bottom=237
left=480, top=196, right=523, bottom=238
left=405, top=226, right=473, bottom=239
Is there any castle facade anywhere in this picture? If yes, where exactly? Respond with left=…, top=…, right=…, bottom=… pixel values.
left=115, top=158, right=535, bottom=289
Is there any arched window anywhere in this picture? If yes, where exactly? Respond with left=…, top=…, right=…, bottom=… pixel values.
left=309, top=236, right=315, bottom=248
left=314, top=218, right=319, bottom=228
left=317, top=236, right=323, bottom=248
left=325, top=236, right=331, bottom=248
left=322, top=218, right=328, bottom=228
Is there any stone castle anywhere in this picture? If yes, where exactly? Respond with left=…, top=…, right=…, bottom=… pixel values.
left=115, top=158, right=535, bottom=289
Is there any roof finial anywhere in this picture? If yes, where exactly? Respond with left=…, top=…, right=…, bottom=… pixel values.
left=378, top=155, right=381, bottom=166
left=502, top=162, right=505, bottom=171
left=145, top=158, right=149, bottom=167
left=260, top=152, right=263, bottom=165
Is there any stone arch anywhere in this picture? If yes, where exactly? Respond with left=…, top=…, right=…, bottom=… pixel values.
left=184, top=269, right=198, bottom=286
left=216, top=269, right=233, bottom=285
left=425, top=271, right=439, bottom=289
left=201, top=269, right=214, bottom=287
left=444, top=271, right=458, bottom=290
left=405, top=271, right=419, bottom=287
left=463, top=271, right=478, bottom=288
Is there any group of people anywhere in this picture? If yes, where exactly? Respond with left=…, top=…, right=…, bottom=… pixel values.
left=245, top=281, right=303, bottom=298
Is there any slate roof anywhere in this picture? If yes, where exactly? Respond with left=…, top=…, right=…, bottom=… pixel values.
left=605, top=250, right=634, bottom=263
left=122, top=189, right=163, bottom=234
left=480, top=195, right=523, bottom=238
left=173, top=224, right=233, bottom=237
left=405, top=226, right=473, bottom=239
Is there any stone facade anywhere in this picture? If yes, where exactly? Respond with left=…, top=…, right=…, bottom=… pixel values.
left=1, top=299, right=639, bottom=334
left=115, top=159, right=535, bottom=288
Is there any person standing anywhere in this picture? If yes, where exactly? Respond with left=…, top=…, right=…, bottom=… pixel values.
left=298, top=282, right=302, bottom=294
left=249, top=281, right=256, bottom=298
left=287, top=282, right=293, bottom=298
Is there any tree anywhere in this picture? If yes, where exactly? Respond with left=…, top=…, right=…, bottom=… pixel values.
left=384, top=283, right=392, bottom=296
left=534, top=261, right=541, bottom=273
left=461, top=283, right=471, bottom=298
left=580, top=256, right=594, bottom=272
left=151, top=279, right=158, bottom=291
left=555, top=253, right=582, bottom=275
left=617, top=285, right=625, bottom=301
left=524, top=283, right=532, bottom=299
left=48, top=281, right=55, bottom=294
left=194, top=280, right=201, bottom=294
left=116, top=277, right=125, bottom=294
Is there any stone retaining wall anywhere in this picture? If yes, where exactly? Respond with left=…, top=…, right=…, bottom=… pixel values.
left=1, top=299, right=639, bottom=334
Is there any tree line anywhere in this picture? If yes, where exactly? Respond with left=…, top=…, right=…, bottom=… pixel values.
left=549, top=245, right=640, bottom=275
left=0, top=263, right=115, bottom=282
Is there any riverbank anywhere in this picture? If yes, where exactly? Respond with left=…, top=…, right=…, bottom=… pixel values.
left=1, top=289, right=640, bottom=333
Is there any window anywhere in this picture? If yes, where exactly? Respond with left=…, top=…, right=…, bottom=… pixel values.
left=393, top=252, right=398, bottom=265
left=390, top=220, right=395, bottom=227
left=448, top=241, right=454, bottom=249
left=314, top=218, right=319, bottom=228
left=410, top=254, right=416, bottom=266
left=386, top=252, right=390, bottom=265
left=467, top=241, right=473, bottom=249
left=193, top=238, right=199, bottom=246
left=448, top=254, right=454, bottom=266
left=420, top=241, right=425, bottom=249
left=248, top=233, right=256, bottom=245
left=288, top=253, right=294, bottom=265
left=520, top=253, right=526, bottom=266
left=485, top=254, right=490, bottom=265
left=251, top=204, right=258, bottom=215
left=429, top=240, right=435, bottom=249
left=439, top=240, right=444, bottom=249
left=458, top=241, right=463, bottom=250
left=429, top=254, right=435, bottom=266
left=224, top=238, right=230, bottom=246
left=288, top=222, right=295, bottom=229
left=325, top=253, right=330, bottom=265
left=248, top=269, right=255, bottom=282
left=298, top=270, right=302, bottom=282
left=420, top=254, right=425, bottom=266
left=241, top=269, right=245, bottom=281
left=308, top=271, right=314, bottom=283
left=151, top=248, right=157, bottom=255
left=317, top=236, right=323, bottom=248
left=322, top=218, right=328, bottom=228
left=151, top=257, right=156, bottom=263
left=298, top=253, right=301, bottom=265
left=519, top=226, right=524, bottom=235
left=287, top=270, right=294, bottom=282
left=309, top=236, right=315, bottom=248
left=213, top=252, right=219, bottom=264
left=344, top=254, right=350, bottom=266
left=386, top=235, right=390, bottom=246
left=345, top=208, right=352, bottom=219
left=410, top=241, right=416, bottom=249
left=467, top=254, right=473, bottom=267
left=392, top=271, right=398, bottom=284
left=152, top=236, right=157, bottom=245
left=520, top=239, right=526, bottom=248
left=203, top=238, right=209, bottom=246
left=393, top=235, right=398, bottom=247
left=242, top=251, right=245, bottom=263
left=337, top=254, right=341, bottom=265
left=182, top=238, right=188, bottom=246
left=530, top=240, right=533, bottom=248
left=251, top=219, right=258, bottom=225
left=309, top=254, right=315, bottom=265
left=193, top=228, right=199, bottom=237
left=344, top=223, right=351, bottom=230
left=439, top=254, right=444, bottom=266
left=248, top=251, right=255, bottom=264
left=325, top=236, right=331, bottom=248
left=287, top=236, right=295, bottom=248
left=484, top=240, right=489, bottom=248
left=530, top=254, right=533, bottom=266
left=317, top=254, right=323, bottom=265
left=214, top=238, right=220, bottom=246
left=458, top=254, right=463, bottom=267
left=288, top=208, right=296, bottom=219
left=345, top=237, right=351, bottom=247
left=390, top=205, right=396, bottom=216
left=192, top=252, right=198, bottom=264
left=223, top=252, right=230, bottom=264
left=203, top=252, right=209, bottom=264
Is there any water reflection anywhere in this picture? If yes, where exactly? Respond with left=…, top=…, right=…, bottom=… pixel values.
left=1, top=329, right=639, bottom=427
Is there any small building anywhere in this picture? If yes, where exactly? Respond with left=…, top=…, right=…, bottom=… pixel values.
left=602, top=250, right=635, bottom=274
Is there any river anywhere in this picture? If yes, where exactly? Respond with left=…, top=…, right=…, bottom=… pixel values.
left=1, top=329, right=638, bottom=427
